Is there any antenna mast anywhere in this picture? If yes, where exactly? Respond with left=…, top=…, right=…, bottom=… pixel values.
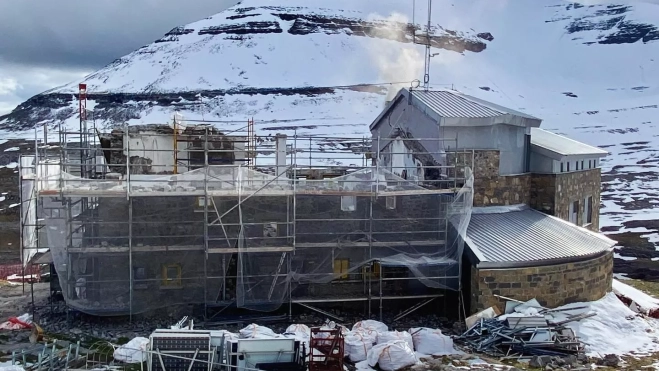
left=423, top=0, right=432, bottom=90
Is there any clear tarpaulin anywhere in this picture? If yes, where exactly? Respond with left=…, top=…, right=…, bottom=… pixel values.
left=35, top=162, right=473, bottom=315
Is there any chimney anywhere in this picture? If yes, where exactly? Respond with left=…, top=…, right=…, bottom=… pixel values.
left=275, top=134, right=288, bottom=182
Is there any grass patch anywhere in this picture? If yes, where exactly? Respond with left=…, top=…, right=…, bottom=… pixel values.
left=621, top=278, right=659, bottom=297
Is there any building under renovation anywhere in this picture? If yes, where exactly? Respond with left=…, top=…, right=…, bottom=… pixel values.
left=20, top=116, right=474, bottom=317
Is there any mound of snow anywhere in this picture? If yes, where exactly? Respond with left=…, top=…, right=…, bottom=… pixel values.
left=612, top=278, right=659, bottom=315
left=549, top=292, right=659, bottom=356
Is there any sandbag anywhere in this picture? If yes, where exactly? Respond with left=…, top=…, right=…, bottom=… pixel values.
left=409, top=327, right=455, bottom=355
left=367, top=340, right=418, bottom=371
left=352, top=319, right=388, bottom=333
left=377, top=330, right=413, bottom=350
left=239, top=324, right=278, bottom=338
left=113, top=337, right=149, bottom=364
left=345, top=333, right=375, bottom=362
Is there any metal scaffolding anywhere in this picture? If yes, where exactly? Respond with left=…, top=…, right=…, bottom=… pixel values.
left=20, top=121, right=474, bottom=319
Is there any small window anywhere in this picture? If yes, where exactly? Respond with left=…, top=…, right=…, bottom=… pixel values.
left=576, top=161, right=579, bottom=170
left=581, top=160, right=584, bottom=170
left=333, top=258, right=350, bottom=280
left=567, top=162, right=571, bottom=172
left=134, top=267, right=146, bottom=280
left=341, top=196, right=356, bottom=212
left=584, top=196, right=593, bottom=225
left=263, top=223, right=278, bottom=237
left=560, top=162, right=564, bottom=172
left=569, top=200, right=579, bottom=224
left=161, top=264, right=182, bottom=287
left=363, top=261, right=381, bottom=279
left=386, top=196, right=396, bottom=210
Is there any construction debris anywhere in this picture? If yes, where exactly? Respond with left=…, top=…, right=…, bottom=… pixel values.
left=454, top=298, right=592, bottom=359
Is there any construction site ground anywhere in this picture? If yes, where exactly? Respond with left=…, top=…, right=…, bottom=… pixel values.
left=1, top=281, right=659, bottom=370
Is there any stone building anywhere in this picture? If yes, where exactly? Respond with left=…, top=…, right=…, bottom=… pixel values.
left=370, top=88, right=615, bottom=313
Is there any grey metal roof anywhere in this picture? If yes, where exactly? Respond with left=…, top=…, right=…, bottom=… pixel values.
left=368, top=88, right=542, bottom=131
left=530, top=128, right=609, bottom=159
left=464, top=205, right=615, bottom=268
left=411, top=90, right=541, bottom=120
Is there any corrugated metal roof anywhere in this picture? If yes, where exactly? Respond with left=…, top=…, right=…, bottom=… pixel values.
left=465, top=205, right=615, bottom=267
left=530, top=128, right=608, bottom=157
left=410, top=90, right=540, bottom=120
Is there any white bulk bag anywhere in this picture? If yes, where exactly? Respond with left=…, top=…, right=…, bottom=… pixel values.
left=352, top=319, right=388, bottom=333
left=113, top=337, right=149, bottom=364
left=285, top=324, right=311, bottom=339
left=409, top=327, right=455, bottom=354
left=367, top=340, right=418, bottom=371
left=377, top=330, right=413, bottom=350
left=239, top=324, right=278, bottom=338
left=345, top=333, right=375, bottom=362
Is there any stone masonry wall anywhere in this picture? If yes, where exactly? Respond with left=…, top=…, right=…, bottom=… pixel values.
left=529, top=169, right=601, bottom=231
left=554, top=169, right=601, bottom=231
left=469, top=251, right=613, bottom=314
left=449, top=150, right=531, bottom=207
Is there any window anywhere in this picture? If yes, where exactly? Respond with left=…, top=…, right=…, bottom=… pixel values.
left=363, top=261, right=381, bottom=279
left=560, top=162, right=564, bottom=172
left=161, top=264, right=182, bottom=287
left=333, top=259, right=350, bottom=280
left=133, top=267, right=148, bottom=290
left=584, top=196, right=593, bottom=225
left=581, top=160, right=584, bottom=170
left=341, top=196, right=356, bottom=211
left=567, top=162, right=570, bottom=172
left=263, top=223, right=278, bottom=237
left=569, top=200, right=579, bottom=224
left=576, top=161, right=579, bottom=171
left=386, top=196, right=396, bottom=210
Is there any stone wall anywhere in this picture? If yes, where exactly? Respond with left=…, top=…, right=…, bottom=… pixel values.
left=529, top=169, right=601, bottom=231
left=449, top=150, right=531, bottom=207
left=469, top=251, right=613, bottom=314
left=555, top=169, right=601, bottom=231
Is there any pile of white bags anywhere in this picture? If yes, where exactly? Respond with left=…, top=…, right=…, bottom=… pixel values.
left=367, top=340, right=418, bottom=371
left=409, top=327, right=454, bottom=355
left=239, top=324, right=278, bottom=338
left=113, top=337, right=149, bottom=364
left=377, top=330, right=414, bottom=350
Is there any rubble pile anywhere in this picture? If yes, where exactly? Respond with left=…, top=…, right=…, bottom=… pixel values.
left=455, top=298, right=594, bottom=361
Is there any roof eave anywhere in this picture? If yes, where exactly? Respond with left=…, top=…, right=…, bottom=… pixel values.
left=368, top=90, right=406, bottom=131
left=475, top=250, right=613, bottom=270
left=530, top=144, right=609, bottom=161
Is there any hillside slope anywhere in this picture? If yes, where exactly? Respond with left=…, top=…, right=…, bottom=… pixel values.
left=1, top=0, right=659, bottom=267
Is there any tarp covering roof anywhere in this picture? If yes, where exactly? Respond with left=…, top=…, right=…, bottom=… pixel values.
left=465, top=204, right=615, bottom=268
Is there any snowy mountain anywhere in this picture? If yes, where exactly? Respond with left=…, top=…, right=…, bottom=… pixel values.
left=1, top=0, right=659, bottom=262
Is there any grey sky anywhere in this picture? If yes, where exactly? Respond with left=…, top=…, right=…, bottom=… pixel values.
left=0, top=0, right=239, bottom=115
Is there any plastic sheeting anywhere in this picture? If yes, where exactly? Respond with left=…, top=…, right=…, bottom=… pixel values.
left=36, top=162, right=474, bottom=315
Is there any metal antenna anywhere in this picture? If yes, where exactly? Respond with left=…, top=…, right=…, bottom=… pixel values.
left=423, top=0, right=432, bottom=90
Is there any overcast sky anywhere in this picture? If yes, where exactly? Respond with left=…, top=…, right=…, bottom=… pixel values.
left=0, top=0, right=239, bottom=115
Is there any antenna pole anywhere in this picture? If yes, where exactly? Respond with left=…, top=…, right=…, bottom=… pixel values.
left=423, top=0, right=432, bottom=90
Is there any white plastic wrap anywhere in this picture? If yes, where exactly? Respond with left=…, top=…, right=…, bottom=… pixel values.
left=352, top=320, right=388, bottom=333
left=377, top=331, right=413, bottom=350
left=113, top=337, right=149, bottom=364
left=409, top=327, right=455, bottom=355
left=345, top=333, right=375, bottom=362
left=239, top=324, right=278, bottom=338
left=367, top=340, right=418, bottom=371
